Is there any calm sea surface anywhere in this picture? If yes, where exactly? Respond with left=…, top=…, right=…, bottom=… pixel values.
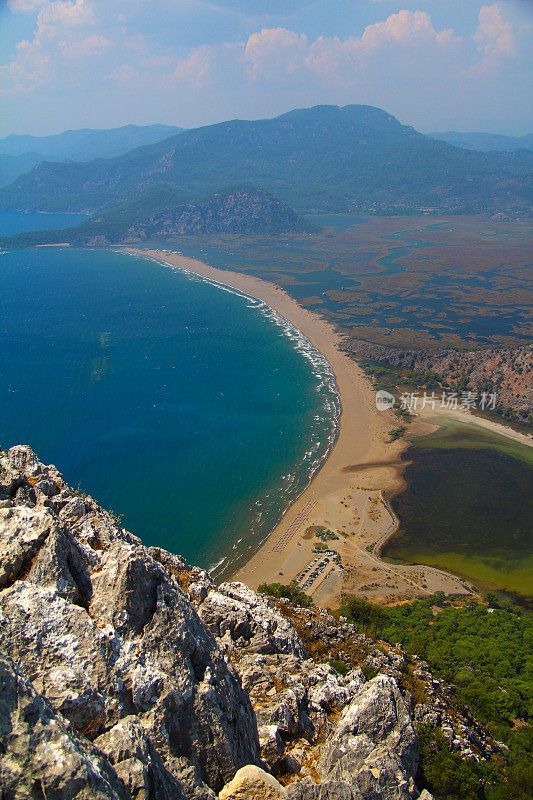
left=0, top=211, right=88, bottom=236
left=0, top=213, right=339, bottom=573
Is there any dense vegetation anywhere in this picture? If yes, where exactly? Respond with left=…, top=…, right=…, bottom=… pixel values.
left=1, top=105, right=531, bottom=214
left=339, top=593, right=533, bottom=800
left=0, top=186, right=316, bottom=248
left=356, top=355, right=533, bottom=428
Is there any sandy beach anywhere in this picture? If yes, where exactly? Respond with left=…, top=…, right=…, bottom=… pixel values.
left=126, top=247, right=474, bottom=605
left=125, top=247, right=531, bottom=607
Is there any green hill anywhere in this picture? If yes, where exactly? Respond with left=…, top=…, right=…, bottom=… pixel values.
left=0, top=186, right=317, bottom=248
left=1, top=105, right=531, bottom=215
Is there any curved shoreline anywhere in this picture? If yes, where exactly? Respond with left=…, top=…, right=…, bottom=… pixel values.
left=125, top=247, right=531, bottom=606
left=126, top=248, right=476, bottom=605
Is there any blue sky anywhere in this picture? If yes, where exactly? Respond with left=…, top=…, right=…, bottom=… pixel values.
left=1, top=0, right=532, bottom=137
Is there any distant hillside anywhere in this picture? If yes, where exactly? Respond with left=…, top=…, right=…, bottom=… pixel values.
left=0, top=123, right=183, bottom=159
left=1, top=105, right=530, bottom=216
left=0, top=186, right=316, bottom=248
left=0, top=124, right=184, bottom=187
left=0, top=152, right=62, bottom=188
left=429, top=131, right=533, bottom=153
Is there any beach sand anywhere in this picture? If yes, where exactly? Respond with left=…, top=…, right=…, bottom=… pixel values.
left=126, top=248, right=529, bottom=607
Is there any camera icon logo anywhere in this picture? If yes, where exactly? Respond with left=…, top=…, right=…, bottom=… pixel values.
left=375, top=390, right=395, bottom=411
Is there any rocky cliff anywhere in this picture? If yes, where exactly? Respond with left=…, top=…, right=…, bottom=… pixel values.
left=0, top=446, right=497, bottom=799
left=344, top=340, right=533, bottom=422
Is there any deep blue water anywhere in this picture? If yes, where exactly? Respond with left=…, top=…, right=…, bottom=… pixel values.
left=0, top=233, right=338, bottom=573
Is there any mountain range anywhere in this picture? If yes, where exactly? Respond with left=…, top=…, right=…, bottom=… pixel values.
left=1, top=105, right=531, bottom=217
left=0, top=124, right=183, bottom=187
left=429, top=131, right=533, bottom=153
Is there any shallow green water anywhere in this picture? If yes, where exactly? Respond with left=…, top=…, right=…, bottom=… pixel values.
left=385, top=420, right=533, bottom=602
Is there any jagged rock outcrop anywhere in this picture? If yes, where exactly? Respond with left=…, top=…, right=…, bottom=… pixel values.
left=0, top=446, right=492, bottom=800
left=0, top=446, right=260, bottom=799
left=319, top=675, right=418, bottom=800
left=199, top=582, right=307, bottom=658
left=0, top=654, right=129, bottom=800
left=286, top=782, right=363, bottom=799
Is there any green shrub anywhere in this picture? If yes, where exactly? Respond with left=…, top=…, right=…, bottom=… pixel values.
left=329, top=659, right=350, bottom=676
left=257, top=582, right=313, bottom=607
left=338, top=595, right=389, bottom=629
left=338, top=594, right=533, bottom=799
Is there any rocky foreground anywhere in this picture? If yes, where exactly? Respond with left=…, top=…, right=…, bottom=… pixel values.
left=0, top=446, right=498, bottom=799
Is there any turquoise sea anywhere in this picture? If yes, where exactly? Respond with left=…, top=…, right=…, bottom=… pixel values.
left=0, top=213, right=339, bottom=574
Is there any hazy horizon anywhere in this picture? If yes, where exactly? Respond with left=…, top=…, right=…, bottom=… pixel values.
left=1, top=1, right=532, bottom=139
left=1, top=105, right=532, bottom=142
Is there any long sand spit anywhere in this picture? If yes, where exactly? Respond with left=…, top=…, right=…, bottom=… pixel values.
left=125, top=248, right=530, bottom=607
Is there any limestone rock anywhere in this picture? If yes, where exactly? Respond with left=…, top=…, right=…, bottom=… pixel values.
left=0, top=581, right=115, bottom=735
left=187, top=567, right=216, bottom=604
left=0, top=654, right=128, bottom=800
left=94, top=716, right=184, bottom=799
left=199, top=582, right=307, bottom=657
left=258, top=724, right=285, bottom=770
left=26, top=524, right=93, bottom=604
left=319, top=675, right=419, bottom=800
left=307, top=666, right=365, bottom=713
left=1, top=446, right=494, bottom=800
left=286, top=782, right=362, bottom=799
left=0, top=505, right=57, bottom=588
left=218, top=765, right=287, bottom=799
left=255, top=684, right=312, bottom=739
left=0, top=446, right=260, bottom=798
left=88, top=543, right=168, bottom=637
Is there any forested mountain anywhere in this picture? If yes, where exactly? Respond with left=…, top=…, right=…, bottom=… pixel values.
left=0, top=186, right=316, bottom=248
left=429, top=130, right=533, bottom=153
left=0, top=124, right=184, bottom=187
left=0, top=152, right=60, bottom=188
left=1, top=105, right=531, bottom=215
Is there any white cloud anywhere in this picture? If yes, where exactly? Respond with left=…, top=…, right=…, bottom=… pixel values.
left=37, top=0, right=95, bottom=31
left=7, top=0, right=47, bottom=12
left=1, top=0, right=528, bottom=135
left=244, top=27, right=308, bottom=77
left=242, top=12, right=459, bottom=85
left=359, top=10, right=456, bottom=52
left=1, top=37, right=52, bottom=93
left=1, top=0, right=99, bottom=93
left=105, top=64, right=142, bottom=86
left=61, top=34, right=111, bottom=58
left=164, top=48, right=213, bottom=87
left=472, top=3, right=516, bottom=72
